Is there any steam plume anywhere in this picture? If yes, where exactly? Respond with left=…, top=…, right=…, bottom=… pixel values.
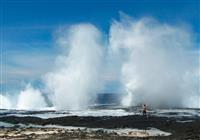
left=17, top=84, right=47, bottom=110
left=109, top=15, right=199, bottom=108
left=44, top=24, right=104, bottom=110
left=1, top=14, right=199, bottom=110
left=0, top=94, right=12, bottom=109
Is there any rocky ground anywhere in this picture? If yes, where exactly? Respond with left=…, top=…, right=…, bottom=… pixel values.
left=0, top=114, right=200, bottom=140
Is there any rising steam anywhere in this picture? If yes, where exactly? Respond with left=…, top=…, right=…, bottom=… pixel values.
left=43, top=24, right=104, bottom=110
left=0, top=94, right=12, bottom=109
left=1, top=14, right=199, bottom=110
left=109, top=15, right=199, bottom=108
left=17, top=84, right=47, bottom=110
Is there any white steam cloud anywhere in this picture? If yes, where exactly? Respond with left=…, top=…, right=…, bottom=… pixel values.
left=44, top=24, right=104, bottom=110
left=109, top=16, right=199, bottom=108
left=0, top=94, right=12, bottom=109
left=17, top=84, right=47, bottom=110
left=0, top=85, right=47, bottom=110
left=1, top=14, right=199, bottom=110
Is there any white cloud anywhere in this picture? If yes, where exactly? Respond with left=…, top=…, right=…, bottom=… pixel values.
left=2, top=14, right=199, bottom=110
left=109, top=15, right=199, bottom=108
left=0, top=94, right=12, bottom=109
left=17, top=84, right=47, bottom=110
left=44, top=23, right=104, bottom=110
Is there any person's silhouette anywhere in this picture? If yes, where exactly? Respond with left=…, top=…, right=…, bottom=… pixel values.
left=142, top=104, right=147, bottom=116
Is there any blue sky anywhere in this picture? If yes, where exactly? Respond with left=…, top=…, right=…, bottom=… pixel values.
left=1, top=0, right=199, bottom=93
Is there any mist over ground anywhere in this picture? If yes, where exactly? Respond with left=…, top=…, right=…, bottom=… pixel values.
left=0, top=14, right=199, bottom=110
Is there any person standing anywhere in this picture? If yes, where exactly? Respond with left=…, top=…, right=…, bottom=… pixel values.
left=142, top=104, right=147, bottom=116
